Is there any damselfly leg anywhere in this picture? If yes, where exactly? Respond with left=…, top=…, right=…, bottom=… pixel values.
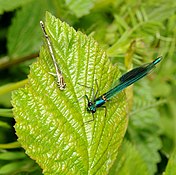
left=79, top=80, right=107, bottom=122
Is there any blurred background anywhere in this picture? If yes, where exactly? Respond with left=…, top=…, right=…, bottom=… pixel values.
left=0, top=0, right=176, bottom=174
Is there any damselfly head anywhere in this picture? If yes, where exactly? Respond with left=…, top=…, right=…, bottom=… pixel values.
left=87, top=102, right=96, bottom=113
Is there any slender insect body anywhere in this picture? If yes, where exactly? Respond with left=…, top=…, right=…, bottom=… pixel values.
left=40, top=21, right=66, bottom=90
left=85, top=57, right=162, bottom=115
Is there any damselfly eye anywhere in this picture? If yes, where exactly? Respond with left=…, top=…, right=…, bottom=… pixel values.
left=88, top=101, right=93, bottom=107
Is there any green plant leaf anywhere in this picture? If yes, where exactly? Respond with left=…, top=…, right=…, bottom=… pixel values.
left=65, top=0, right=94, bottom=18
left=0, top=108, right=13, bottom=118
left=0, top=0, right=33, bottom=14
left=0, top=121, right=11, bottom=128
left=7, top=0, right=56, bottom=59
left=164, top=149, right=176, bottom=175
left=0, top=160, right=36, bottom=174
left=109, top=140, right=149, bottom=175
left=0, top=142, right=20, bottom=149
left=12, top=12, right=128, bottom=174
left=0, top=151, right=26, bottom=160
left=128, top=80, right=162, bottom=175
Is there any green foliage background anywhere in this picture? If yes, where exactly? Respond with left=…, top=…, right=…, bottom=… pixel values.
left=0, top=0, right=176, bottom=174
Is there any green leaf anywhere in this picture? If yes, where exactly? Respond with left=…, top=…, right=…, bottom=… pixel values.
left=128, top=80, right=162, bottom=175
left=0, top=79, right=28, bottom=96
left=0, top=0, right=33, bottom=14
left=65, top=0, right=94, bottom=17
left=0, top=152, right=26, bottom=160
left=0, top=142, right=21, bottom=149
left=147, top=2, right=176, bottom=21
left=0, top=160, right=35, bottom=174
left=7, top=0, right=55, bottom=58
left=164, top=149, right=176, bottom=175
left=109, top=140, right=149, bottom=175
left=0, top=108, right=13, bottom=118
left=12, top=12, right=128, bottom=174
left=0, top=121, right=11, bottom=129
